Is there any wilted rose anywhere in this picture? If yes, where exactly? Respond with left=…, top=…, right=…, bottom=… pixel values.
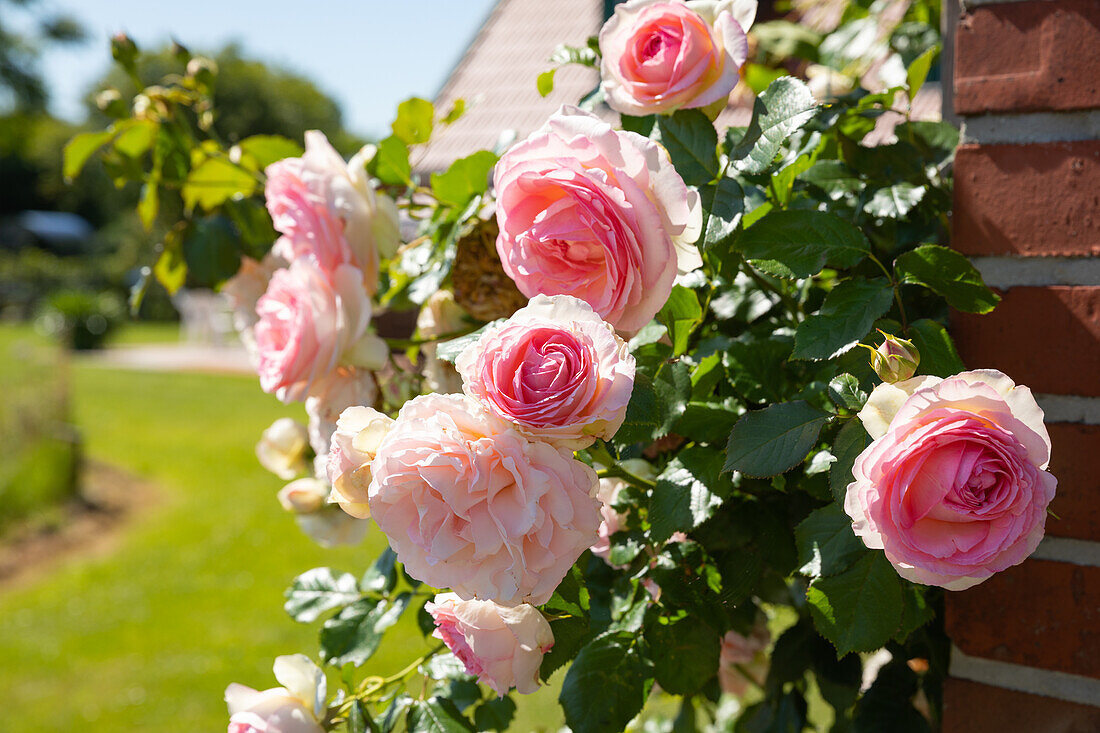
left=256, top=417, right=310, bottom=480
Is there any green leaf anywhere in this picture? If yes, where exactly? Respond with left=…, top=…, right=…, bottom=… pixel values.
left=473, top=697, right=516, bottom=732
left=864, top=183, right=926, bottom=218
left=807, top=552, right=905, bottom=657
left=183, top=217, right=243, bottom=288
left=430, top=150, right=498, bottom=208
left=391, top=97, right=435, bottom=145
left=435, top=320, right=502, bottom=363
left=895, top=244, right=1000, bottom=314
left=907, top=318, right=965, bottom=377
left=829, top=418, right=871, bottom=504
left=802, top=160, right=861, bottom=197
left=698, top=175, right=744, bottom=251
left=620, top=114, right=656, bottom=137
left=238, top=134, right=304, bottom=169
left=541, top=615, right=591, bottom=679
left=657, top=285, right=703, bottom=356
left=737, top=210, right=869, bottom=279
left=651, top=447, right=728, bottom=543
left=420, top=653, right=472, bottom=681
left=613, top=372, right=659, bottom=445
left=827, top=373, right=867, bottom=411
left=644, top=613, right=721, bottom=695
left=730, top=76, right=818, bottom=174
left=550, top=42, right=598, bottom=67
left=154, top=241, right=186, bottom=296
left=725, top=335, right=791, bottom=403
left=654, top=110, right=719, bottom=187
left=674, top=400, right=741, bottom=444
left=406, top=697, right=475, bottom=733
left=360, top=547, right=398, bottom=594
left=113, top=119, right=157, bottom=158
left=181, top=156, right=257, bottom=212
left=137, top=182, right=158, bottom=231
left=537, top=69, right=555, bottom=97
left=796, top=504, right=866, bottom=578
left=372, top=135, right=412, bottom=185
left=725, top=401, right=831, bottom=477
left=320, top=593, right=411, bottom=667
left=906, top=45, right=939, bottom=101
left=560, top=631, right=652, bottom=733
left=792, top=279, right=895, bottom=361
left=63, top=129, right=115, bottom=181
left=284, top=567, right=359, bottom=622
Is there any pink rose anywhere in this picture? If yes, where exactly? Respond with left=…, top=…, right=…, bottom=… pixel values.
left=417, top=290, right=467, bottom=395
left=425, top=592, right=554, bottom=696
left=254, top=262, right=372, bottom=403
left=718, top=623, right=770, bottom=696
left=265, top=131, right=400, bottom=293
left=368, top=394, right=601, bottom=605
left=225, top=654, right=325, bottom=733
left=327, top=406, right=395, bottom=518
left=456, top=295, right=635, bottom=448
left=223, top=252, right=287, bottom=366
left=599, top=0, right=756, bottom=116
left=494, top=106, right=702, bottom=332
left=845, top=369, right=1057, bottom=590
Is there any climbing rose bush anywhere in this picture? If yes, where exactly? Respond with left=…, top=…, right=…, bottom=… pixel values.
left=71, top=4, right=1055, bottom=730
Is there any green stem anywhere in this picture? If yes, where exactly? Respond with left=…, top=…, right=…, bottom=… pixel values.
left=596, top=467, right=656, bottom=491
left=384, top=321, right=484, bottom=349
left=867, top=253, right=909, bottom=330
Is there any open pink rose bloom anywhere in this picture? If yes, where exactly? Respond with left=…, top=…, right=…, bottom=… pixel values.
left=845, top=370, right=1057, bottom=590
left=599, top=0, right=757, bottom=115
left=366, top=393, right=601, bottom=605
left=493, top=106, right=702, bottom=332
left=457, top=294, right=635, bottom=449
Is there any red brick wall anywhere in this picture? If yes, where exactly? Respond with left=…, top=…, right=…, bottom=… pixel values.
left=945, top=0, right=1100, bottom=727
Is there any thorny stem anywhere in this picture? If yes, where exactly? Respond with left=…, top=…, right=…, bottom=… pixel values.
left=336, top=643, right=446, bottom=715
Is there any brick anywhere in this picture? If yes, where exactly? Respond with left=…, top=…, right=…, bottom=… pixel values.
left=951, top=287, right=1100, bottom=397
left=943, top=678, right=1100, bottom=732
left=955, top=0, right=1100, bottom=115
left=945, top=559, right=1100, bottom=679
left=953, top=142, right=1100, bottom=258
left=1047, top=423, right=1100, bottom=543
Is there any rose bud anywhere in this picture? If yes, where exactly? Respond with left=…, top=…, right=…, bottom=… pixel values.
left=256, top=418, right=310, bottom=480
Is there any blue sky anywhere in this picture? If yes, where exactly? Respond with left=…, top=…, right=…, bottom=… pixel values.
left=20, top=0, right=498, bottom=137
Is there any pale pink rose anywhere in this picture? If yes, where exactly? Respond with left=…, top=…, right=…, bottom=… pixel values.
left=494, top=106, right=702, bottom=332
left=845, top=369, right=1057, bottom=590
left=265, top=131, right=401, bottom=294
left=222, top=252, right=287, bottom=367
left=295, top=506, right=370, bottom=548
left=599, top=0, right=756, bottom=116
left=417, top=290, right=467, bottom=394
left=368, top=394, right=601, bottom=605
left=457, top=295, right=635, bottom=448
left=254, top=262, right=372, bottom=403
left=304, top=367, right=378, bottom=461
left=591, top=458, right=655, bottom=564
left=718, top=623, right=770, bottom=696
left=256, top=417, right=310, bottom=480
left=225, top=654, right=325, bottom=733
left=327, top=406, right=395, bottom=519
left=425, top=592, right=554, bottom=696
left=277, top=477, right=330, bottom=515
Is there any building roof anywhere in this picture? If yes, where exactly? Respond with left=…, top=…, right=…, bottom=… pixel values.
left=413, top=0, right=604, bottom=173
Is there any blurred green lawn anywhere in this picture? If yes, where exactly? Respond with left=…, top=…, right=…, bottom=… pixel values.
left=0, top=327, right=564, bottom=731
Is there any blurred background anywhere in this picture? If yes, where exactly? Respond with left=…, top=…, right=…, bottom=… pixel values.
left=0, top=0, right=942, bottom=729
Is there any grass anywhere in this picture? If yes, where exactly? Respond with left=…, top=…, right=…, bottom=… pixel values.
left=0, top=336, right=565, bottom=731
left=106, top=320, right=181, bottom=346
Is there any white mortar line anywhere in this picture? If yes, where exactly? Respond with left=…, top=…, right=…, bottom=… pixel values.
left=1035, top=395, right=1100, bottom=425
left=960, top=110, right=1100, bottom=145
left=950, top=646, right=1100, bottom=708
left=962, top=0, right=1054, bottom=6
left=970, top=257, right=1100, bottom=289
left=1031, top=537, right=1100, bottom=568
